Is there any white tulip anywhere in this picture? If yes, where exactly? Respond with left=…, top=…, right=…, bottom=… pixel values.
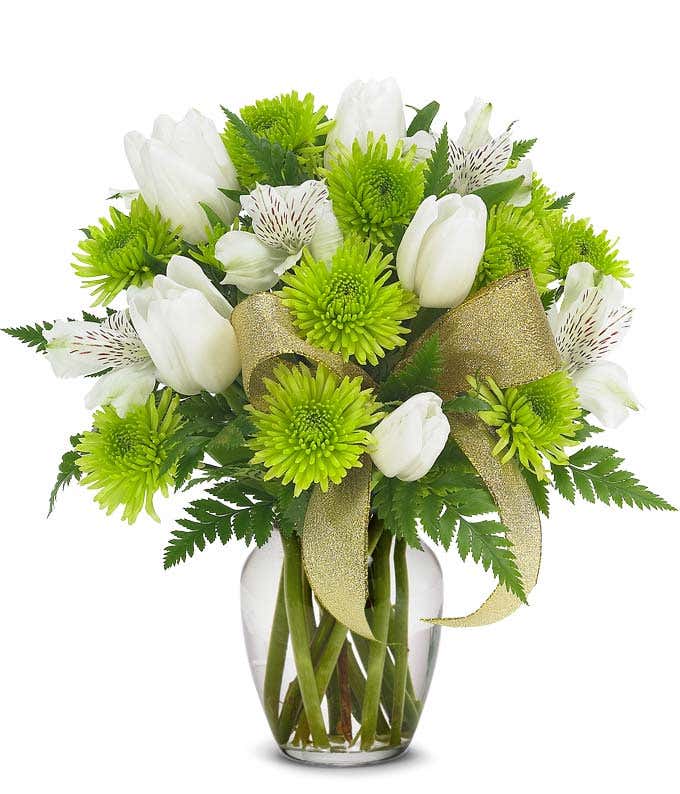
left=124, top=109, right=240, bottom=244
left=324, top=78, right=406, bottom=166
left=397, top=194, right=487, bottom=309
left=549, top=261, right=637, bottom=427
left=370, top=393, right=450, bottom=482
left=127, top=255, right=241, bottom=395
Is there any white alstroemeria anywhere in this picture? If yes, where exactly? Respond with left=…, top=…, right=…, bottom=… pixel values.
left=44, top=311, right=157, bottom=416
left=127, top=255, right=241, bottom=395
left=125, top=109, right=240, bottom=244
left=397, top=193, right=487, bottom=309
left=370, top=393, right=450, bottom=482
left=324, top=78, right=406, bottom=166
left=549, top=261, right=637, bottom=427
left=215, top=180, right=341, bottom=293
left=402, top=129, right=437, bottom=164
left=503, top=158, right=533, bottom=207
left=448, top=98, right=516, bottom=195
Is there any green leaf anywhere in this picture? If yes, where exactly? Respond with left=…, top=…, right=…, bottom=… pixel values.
left=379, top=334, right=443, bottom=402
left=218, top=187, right=246, bottom=204
left=406, top=101, right=440, bottom=136
left=540, top=288, right=560, bottom=311
left=199, top=202, right=226, bottom=231
left=551, top=464, right=576, bottom=503
left=456, top=518, right=527, bottom=603
left=522, top=468, right=550, bottom=518
left=547, top=193, right=575, bottom=211
left=442, top=395, right=490, bottom=414
left=221, top=107, right=306, bottom=187
left=48, top=435, right=83, bottom=516
left=423, top=124, right=450, bottom=199
left=473, top=176, right=524, bottom=209
left=3, top=321, right=54, bottom=353
left=562, top=446, right=675, bottom=511
left=510, top=138, right=537, bottom=161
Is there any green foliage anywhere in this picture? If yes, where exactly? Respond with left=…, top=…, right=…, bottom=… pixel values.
left=456, top=518, right=527, bottom=603
left=551, top=447, right=675, bottom=511
left=441, top=395, right=490, bottom=414
left=48, top=435, right=83, bottom=515
left=379, top=335, right=442, bottom=402
left=423, top=125, right=450, bottom=199
left=372, top=441, right=526, bottom=600
left=406, top=101, right=440, bottom=136
left=510, top=138, right=537, bottom=161
left=3, top=321, right=54, bottom=352
left=547, top=193, right=575, bottom=211
left=473, top=176, right=525, bottom=210
left=221, top=106, right=308, bottom=187
left=522, top=468, right=550, bottom=518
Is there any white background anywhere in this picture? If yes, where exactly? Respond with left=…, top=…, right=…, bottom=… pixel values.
left=1, top=2, right=678, bottom=792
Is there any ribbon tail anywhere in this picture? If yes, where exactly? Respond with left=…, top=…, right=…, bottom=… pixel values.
left=426, top=414, right=542, bottom=627
left=302, top=461, right=375, bottom=639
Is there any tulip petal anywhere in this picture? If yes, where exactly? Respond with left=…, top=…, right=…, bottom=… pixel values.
left=396, top=195, right=439, bottom=292
left=165, top=254, right=233, bottom=318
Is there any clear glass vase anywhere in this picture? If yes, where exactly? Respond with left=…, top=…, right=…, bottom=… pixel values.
left=240, top=524, right=443, bottom=767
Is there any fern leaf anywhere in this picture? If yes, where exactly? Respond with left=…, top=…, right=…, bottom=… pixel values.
left=423, top=125, right=450, bottom=198
left=547, top=193, right=575, bottom=210
left=48, top=435, right=83, bottom=516
left=3, top=321, right=54, bottom=352
left=510, top=138, right=537, bottom=161
left=379, top=334, right=442, bottom=401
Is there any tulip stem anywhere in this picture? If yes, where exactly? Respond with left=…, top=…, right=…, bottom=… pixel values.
left=390, top=538, right=409, bottom=746
left=262, top=566, right=289, bottom=736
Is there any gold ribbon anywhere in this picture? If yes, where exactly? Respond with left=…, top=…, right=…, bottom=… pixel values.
left=231, top=270, right=561, bottom=638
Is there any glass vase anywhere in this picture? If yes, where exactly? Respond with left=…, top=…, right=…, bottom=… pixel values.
left=240, top=524, right=443, bottom=767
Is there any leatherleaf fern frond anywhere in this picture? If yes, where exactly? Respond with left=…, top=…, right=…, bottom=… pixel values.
left=372, top=440, right=527, bottom=602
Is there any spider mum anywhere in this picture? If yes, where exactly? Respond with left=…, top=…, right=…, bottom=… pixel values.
left=324, top=135, right=424, bottom=248
left=475, top=203, right=554, bottom=293
left=551, top=216, right=632, bottom=285
left=76, top=390, right=183, bottom=523
left=223, top=91, right=331, bottom=189
left=73, top=197, right=181, bottom=305
left=247, top=363, right=384, bottom=496
left=470, top=371, right=581, bottom=480
left=280, top=237, right=418, bottom=365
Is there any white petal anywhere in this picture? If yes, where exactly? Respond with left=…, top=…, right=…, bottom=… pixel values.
left=503, top=159, right=534, bottom=207
left=457, top=98, right=493, bottom=151
left=215, top=230, right=288, bottom=293
left=165, top=255, right=232, bottom=318
left=402, top=130, right=436, bottom=164
left=396, top=195, right=439, bottom=292
left=84, top=360, right=157, bottom=417
left=561, top=261, right=596, bottom=315
left=308, top=204, right=343, bottom=264
left=449, top=126, right=514, bottom=194
left=572, top=361, right=639, bottom=428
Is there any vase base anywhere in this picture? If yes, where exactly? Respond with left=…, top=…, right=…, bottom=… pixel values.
left=280, top=742, right=409, bottom=767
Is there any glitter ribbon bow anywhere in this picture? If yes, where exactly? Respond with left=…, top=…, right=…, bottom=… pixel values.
left=231, top=269, right=561, bottom=638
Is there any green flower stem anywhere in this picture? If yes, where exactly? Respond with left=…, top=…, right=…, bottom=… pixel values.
left=346, top=642, right=390, bottom=735
left=276, top=609, right=334, bottom=744
left=389, top=539, right=409, bottom=746
left=326, top=669, right=341, bottom=736
left=389, top=608, right=421, bottom=715
left=360, top=530, right=393, bottom=750
left=262, top=566, right=289, bottom=736
left=281, top=535, right=329, bottom=749
left=352, top=632, right=420, bottom=733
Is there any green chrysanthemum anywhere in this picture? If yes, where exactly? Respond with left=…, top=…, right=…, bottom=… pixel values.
left=474, top=203, right=554, bottom=293
left=223, top=91, right=331, bottom=189
left=247, top=363, right=384, bottom=496
left=551, top=216, right=632, bottom=284
left=76, top=390, right=183, bottom=524
left=280, top=237, right=418, bottom=366
left=324, top=135, right=424, bottom=248
left=470, top=371, right=581, bottom=480
left=73, top=197, right=181, bottom=305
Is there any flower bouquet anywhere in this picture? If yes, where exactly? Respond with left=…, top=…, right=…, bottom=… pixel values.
left=5, top=78, right=674, bottom=766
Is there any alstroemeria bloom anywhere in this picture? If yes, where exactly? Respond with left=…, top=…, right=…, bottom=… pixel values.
left=448, top=98, right=516, bottom=196
left=125, top=109, right=240, bottom=244
left=549, top=261, right=637, bottom=427
left=370, top=393, right=450, bottom=481
left=396, top=193, right=487, bottom=308
left=324, top=78, right=406, bottom=166
left=44, top=311, right=157, bottom=416
left=128, top=255, right=241, bottom=395
left=215, top=180, right=342, bottom=293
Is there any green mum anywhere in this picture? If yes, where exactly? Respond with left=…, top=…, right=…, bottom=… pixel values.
left=247, top=363, right=383, bottom=496
left=280, top=237, right=418, bottom=366
left=470, top=372, right=581, bottom=480
left=76, top=390, right=183, bottom=523
left=324, top=135, right=424, bottom=248
left=73, top=197, right=181, bottom=305
left=475, top=203, right=553, bottom=293
left=551, top=216, right=632, bottom=284
left=223, top=91, right=331, bottom=189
